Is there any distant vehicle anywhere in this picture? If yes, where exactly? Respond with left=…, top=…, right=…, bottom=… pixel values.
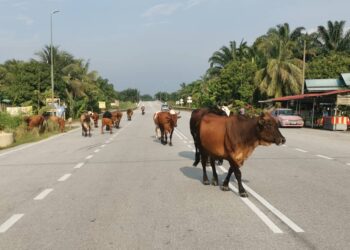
left=161, top=103, right=169, bottom=112
left=271, top=108, right=304, bottom=128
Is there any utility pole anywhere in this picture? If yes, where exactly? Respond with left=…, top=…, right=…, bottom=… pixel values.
left=301, top=39, right=306, bottom=95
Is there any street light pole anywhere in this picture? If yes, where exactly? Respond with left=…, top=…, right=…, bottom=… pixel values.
left=50, top=10, right=60, bottom=105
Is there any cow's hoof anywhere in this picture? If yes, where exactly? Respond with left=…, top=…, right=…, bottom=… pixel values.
left=211, top=179, right=218, bottom=186
left=169, top=142, right=172, bottom=146
left=220, top=186, right=230, bottom=191
left=203, top=180, right=210, bottom=185
left=239, top=192, right=249, bottom=198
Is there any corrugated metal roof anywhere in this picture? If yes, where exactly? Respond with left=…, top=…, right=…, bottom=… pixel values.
left=340, top=73, right=350, bottom=86
left=305, top=78, right=346, bottom=92
left=259, top=89, right=350, bottom=103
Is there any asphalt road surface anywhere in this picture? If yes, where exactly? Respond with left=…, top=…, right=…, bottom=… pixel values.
left=0, top=101, right=349, bottom=250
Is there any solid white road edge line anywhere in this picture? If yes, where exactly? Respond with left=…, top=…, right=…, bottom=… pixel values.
left=58, top=174, right=72, bottom=182
left=0, top=214, right=24, bottom=233
left=217, top=166, right=282, bottom=233
left=219, top=166, right=304, bottom=233
left=74, top=162, right=84, bottom=169
left=85, top=155, right=93, bottom=160
left=34, top=188, right=53, bottom=200
left=295, top=148, right=308, bottom=153
left=316, top=154, right=333, bottom=160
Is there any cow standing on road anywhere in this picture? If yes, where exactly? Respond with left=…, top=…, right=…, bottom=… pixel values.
left=111, top=111, right=123, bottom=128
left=127, top=109, right=133, bottom=121
left=198, top=112, right=286, bottom=197
left=91, top=112, right=99, bottom=128
left=101, top=110, right=113, bottom=134
left=80, top=112, right=92, bottom=137
left=153, top=110, right=180, bottom=146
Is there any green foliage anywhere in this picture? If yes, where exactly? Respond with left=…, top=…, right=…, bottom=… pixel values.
left=306, top=52, right=350, bottom=79
left=117, top=88, right=139, bottom=103
left=0, top=112, right=23, bottom=131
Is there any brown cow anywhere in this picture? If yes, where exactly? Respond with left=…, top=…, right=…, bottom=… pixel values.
left=101, top=118, right=113, bottom=134
left=24, top=115, right=47, bottom=132
left=49, top=116, right=65, bottom=132
left=198, top=112, right=286, bottom=197
left=190, top=108, right=228, bottom=166
left=153, top=110, right=180, bottom=146
left=91, top=112, right=99, bottom=128
left=126, top=109, right=133, bottom=121
left=80, top=112, right=91, bottom=137
left=111, top=111, right=123, bottom=128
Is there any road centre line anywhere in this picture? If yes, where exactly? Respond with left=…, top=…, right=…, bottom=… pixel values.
left=34, top=188, right=53, bottom=200
left=0, top=214, right=24, bottom=233
left=295, top=148, right=308, bottom=153
left=217, top=166, right=282, bottom=233
left=85, top=155, right=93, bottom=160
left=316, top=154, right=333, bottom=160
left=94, top=149, right=100, bottom=153
left=58, top=174, right=72, bottom=182
left=219, top=166, right=304, bottom=233
left=175, top=128, right=188, bottom=140
left=174, top=130, right=184, bottom=140
left=74, top=162, right=85, bottom=169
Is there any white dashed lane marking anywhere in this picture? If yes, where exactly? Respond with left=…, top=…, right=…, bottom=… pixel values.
left=347, top=163, right=350, bottom=166
left=94, top=149, right=100, bottom=153
left=74, top=162, right=84, bottom=169
left=58, top=174, right=72, bottom=182
left=34, top=188, right=53, bottom=200
left=85, top=155, right=93, bottom=160
left=295, top=148, right=308, bottom=153
left=316, top=154, right=333, bottom=160
left=0, top=214, right=24, bottom=233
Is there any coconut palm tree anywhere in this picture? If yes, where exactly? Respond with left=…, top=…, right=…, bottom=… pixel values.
left=317, top=20, right=350, bottom=53
left=255, top=23, right=304, bottom=98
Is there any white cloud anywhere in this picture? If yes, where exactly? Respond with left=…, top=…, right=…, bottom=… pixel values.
left=142, top=3, right=183, bottom=18
left=142, top=0, right=205, bottom=18
left=17, top=14, right=34, bottom=25
left=185, top=0, right=203, bottom=10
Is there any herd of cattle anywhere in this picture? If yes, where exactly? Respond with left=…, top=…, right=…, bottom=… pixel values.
left=24, top=105, right=287, bottom=197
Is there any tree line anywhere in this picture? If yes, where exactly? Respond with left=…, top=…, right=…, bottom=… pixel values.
left=0, top=46, right=148, bottom=118
left=166, top=20, right=350, bottom=109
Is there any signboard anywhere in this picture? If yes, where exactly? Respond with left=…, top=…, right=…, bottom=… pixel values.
left=114, top=100, right=120, bottom=107
left=187, top=96, right=192, bottom=104
left=98, top=101, right=106, bottom=109
left=6, top=106, right=33, bottom=116
left=337, top=94, right=350, bottom=106
left=46, top=98, right=60, bottom=105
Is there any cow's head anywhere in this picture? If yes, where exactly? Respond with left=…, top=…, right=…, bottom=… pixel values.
left=169, top=110, right=181, bottom=127
left=257, top=112, right=286, bottom=146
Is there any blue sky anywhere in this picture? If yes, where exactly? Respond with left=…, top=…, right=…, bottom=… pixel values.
left=1, top=0, right=350, bottom=95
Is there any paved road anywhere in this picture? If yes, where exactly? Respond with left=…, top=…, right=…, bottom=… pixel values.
left=0, top=101, right=349, bottom=249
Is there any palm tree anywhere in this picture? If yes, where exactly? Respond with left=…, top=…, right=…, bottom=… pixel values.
left=255, top=23, right=304, bottom=98
left=317, top=20, right=350, bottom=53
left=207, top=40, right=253, bottom=77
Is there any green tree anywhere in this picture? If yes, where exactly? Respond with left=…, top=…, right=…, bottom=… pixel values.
left=255, top=23, right=303, bottom=97
left=317, top=20, right=350, bottom=53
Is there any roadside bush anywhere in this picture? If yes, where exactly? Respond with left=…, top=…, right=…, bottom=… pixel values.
left=0, top=112, right=23, bottom=132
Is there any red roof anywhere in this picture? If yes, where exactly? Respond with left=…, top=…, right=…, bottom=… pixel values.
left=260, top=89, right=350, bottom=102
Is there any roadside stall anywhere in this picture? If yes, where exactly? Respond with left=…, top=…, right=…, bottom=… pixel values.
left=259, top=90, right=350, bottom=131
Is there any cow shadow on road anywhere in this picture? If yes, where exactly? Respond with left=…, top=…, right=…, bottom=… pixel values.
left=180, top=165, right=250, bottom=184
left=178, top=151, right=194, bottom=160
left=180, top=166, right=229, bottom=184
